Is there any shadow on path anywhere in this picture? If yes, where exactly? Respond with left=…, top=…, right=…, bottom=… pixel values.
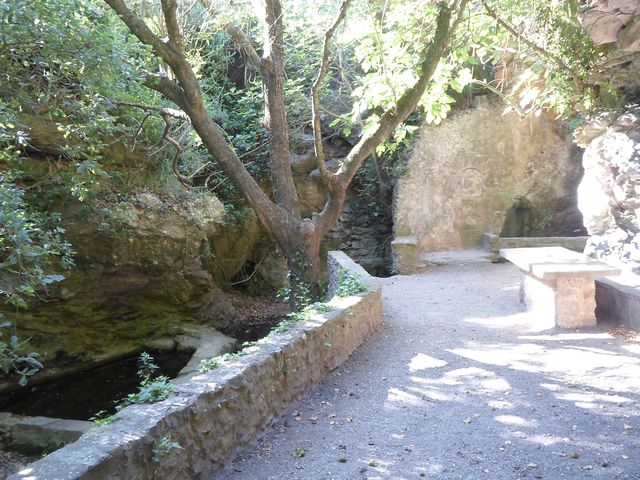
left=224, top=252, right=640, bottom=480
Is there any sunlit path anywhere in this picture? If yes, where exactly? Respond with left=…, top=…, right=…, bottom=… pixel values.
left=223, top=251, right=640, bottom=479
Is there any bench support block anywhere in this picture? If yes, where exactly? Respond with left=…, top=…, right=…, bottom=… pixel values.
left=521, top=275, right=597, bottom=328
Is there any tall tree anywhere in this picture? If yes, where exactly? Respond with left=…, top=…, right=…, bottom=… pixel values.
left=103, top=0, right=469, bottom=294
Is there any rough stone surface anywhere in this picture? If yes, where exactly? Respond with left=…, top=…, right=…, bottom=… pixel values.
left=9, top=253, right=382, bottom=480
left=484, top=234, right=589, bottom=262
left=394, top=97, right=585, bottom=254
left=176, top=327, right=236, bottom=377
left=579, top=106, right=640, bottom=273
left=327, top=197, right=393, bottom=276
left=579, top=1, right=640, bottom=95
left=0, top=187, right=239, bottom=387
left=0, top=414, right=90, bottom=453
left=226, top=252, right=640, bottom=479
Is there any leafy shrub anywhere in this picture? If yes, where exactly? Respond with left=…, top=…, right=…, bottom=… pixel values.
left=0, top=317, right=43, bottom=386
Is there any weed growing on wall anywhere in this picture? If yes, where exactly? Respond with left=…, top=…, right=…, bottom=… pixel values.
left=336, top=269, right=368, bottom=297
left=91, top=352, right=173, bottom=425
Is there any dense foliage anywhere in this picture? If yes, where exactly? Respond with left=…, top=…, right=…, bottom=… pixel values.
left=0, top=0, right=604, bottom=381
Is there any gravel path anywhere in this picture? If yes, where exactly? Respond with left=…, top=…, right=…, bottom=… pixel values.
left=222, top=251, right=640, bottom=479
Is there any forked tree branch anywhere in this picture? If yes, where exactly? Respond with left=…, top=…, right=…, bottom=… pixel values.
left=315, top=0, right=470, bottom=236
left=116, top=101, right=191, bottom=185
left=311, top=0, right=352, bottom=190
left=161, top=0, right=183, bottom=50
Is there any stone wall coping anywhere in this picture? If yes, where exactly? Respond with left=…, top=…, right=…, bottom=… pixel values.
left=10, top=251, right=382, bottom=480
left=327, top=250, right=380, bottom=295
left=500, top=246, right=621, bottom=279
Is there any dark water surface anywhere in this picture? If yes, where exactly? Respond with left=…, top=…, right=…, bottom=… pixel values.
left=0, top=350, right=193, bottom=420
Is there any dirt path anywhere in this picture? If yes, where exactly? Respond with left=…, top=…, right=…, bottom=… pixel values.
left=222, top=251, right=640, bottom=479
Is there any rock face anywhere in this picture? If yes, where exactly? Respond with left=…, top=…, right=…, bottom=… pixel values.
left=579, top=0, right=640, bottom=97
left=4, top=190, right=238, bottom=372
left=393, top=97, right=586, bottom=252
left=578, top=106, right=640, bottom=272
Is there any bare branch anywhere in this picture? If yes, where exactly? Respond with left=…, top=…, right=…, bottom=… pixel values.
left=116, top=101, right=191, bottom=185
left=161, top=0, right=183, bottom=50
left=311, top=0, right=352, bottom=189
left=116, top=101, right=190, bottom=121
left=141, top=74, right=188, bottom=110
left=481, top=0, right=568, bottom=70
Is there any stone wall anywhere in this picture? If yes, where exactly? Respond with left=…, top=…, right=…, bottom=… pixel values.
left=9, top=252, right=382, bottom=480
left=327, top=198, right=391, bottom=276
left=393, top=97, right=585, bottom=253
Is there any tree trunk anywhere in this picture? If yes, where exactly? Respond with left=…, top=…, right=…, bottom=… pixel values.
left=105, top=0, right=469, bottom=306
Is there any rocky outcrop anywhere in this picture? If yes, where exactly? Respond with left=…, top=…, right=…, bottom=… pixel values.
left=3, top=190, right=236, bottom=374
left=394, top=97, right=586, bottom=253
left=578, top=105, right=640, bottom=272
left=579, top=0, right=640, bottom=97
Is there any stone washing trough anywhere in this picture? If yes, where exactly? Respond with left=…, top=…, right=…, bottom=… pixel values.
left=9, top=252, right=382, bottom=479
left=0, top=328, right=235, bottom=455
left=482, top=232, right=589, bottom=262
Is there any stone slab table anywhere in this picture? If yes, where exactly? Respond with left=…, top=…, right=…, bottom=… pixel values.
left=500, top=246, right=621, bottom=328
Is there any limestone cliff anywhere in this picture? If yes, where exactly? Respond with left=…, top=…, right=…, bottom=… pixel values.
left=394, top=97, right=586, bottom=252
left=577, top=1, right=640, bottom=272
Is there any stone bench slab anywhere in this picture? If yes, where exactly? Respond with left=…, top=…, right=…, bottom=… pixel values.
left=500, top=246, right=621, bottom=279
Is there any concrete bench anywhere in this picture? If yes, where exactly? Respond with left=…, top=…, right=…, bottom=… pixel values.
left=500, top=246, right=621, bottom=328
left=596, top=273, right=640, bottom=330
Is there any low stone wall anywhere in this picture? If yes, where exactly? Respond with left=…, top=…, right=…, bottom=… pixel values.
left=10, top=252, right=382, bottom=480
left=596, top=274, right=640, bottom=330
